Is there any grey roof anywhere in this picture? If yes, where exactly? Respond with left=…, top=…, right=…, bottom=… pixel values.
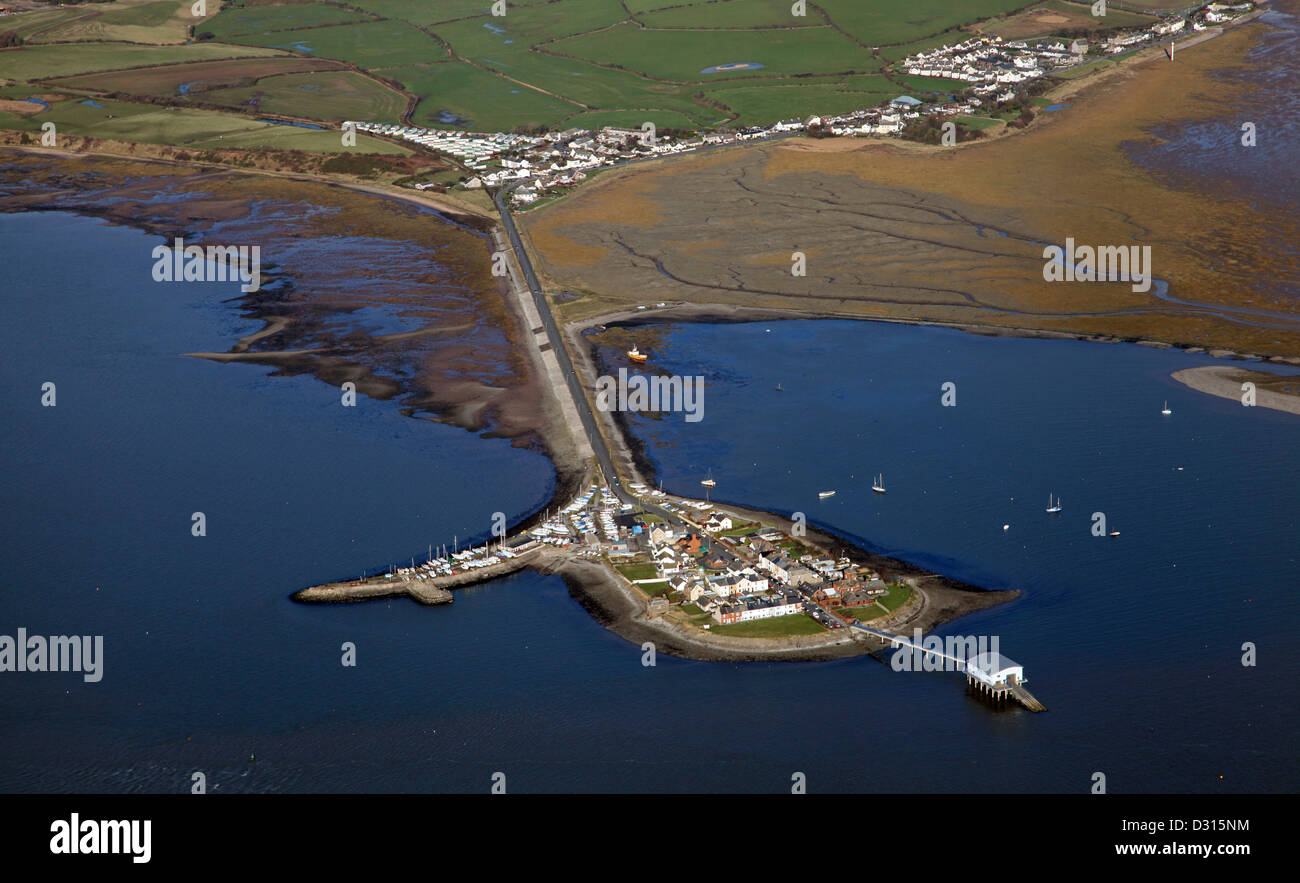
left=968, top=652, right=1021, bottom=675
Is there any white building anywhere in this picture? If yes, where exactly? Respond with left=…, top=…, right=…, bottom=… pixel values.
left=966, top=652, right=1025, bottom=688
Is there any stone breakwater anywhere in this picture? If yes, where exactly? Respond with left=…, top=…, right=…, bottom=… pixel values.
left=292, top=547, right=549, bottom=605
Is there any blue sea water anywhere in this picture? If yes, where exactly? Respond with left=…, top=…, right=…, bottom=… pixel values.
left=2, top=210, right=1295, bottom=793
left=605, top=320, right=1300, bottom=791
left=3, top=3, right=1298, bottom=791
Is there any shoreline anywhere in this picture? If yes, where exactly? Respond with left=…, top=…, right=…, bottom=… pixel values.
left=1171, top=365, right=1300, bottom=416
left=564, top=301, right=1300, bottom=367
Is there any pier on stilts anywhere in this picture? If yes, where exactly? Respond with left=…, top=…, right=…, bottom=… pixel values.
left=852, top=623, right=1046, bottom=712
left=965, top=657, right=1046, bottom=712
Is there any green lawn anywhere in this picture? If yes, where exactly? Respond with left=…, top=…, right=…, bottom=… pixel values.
left=877, top=582, right=913, bottom=613
left=841, top=605, right=885, bottom=621
left=616, top=562, right=659, bottom=581
left=955, top=114, right=1004, bottom=130
left=711, top=613, right=826, bottom=637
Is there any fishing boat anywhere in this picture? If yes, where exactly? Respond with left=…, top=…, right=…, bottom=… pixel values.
left=871, top=474, right=886, bottom=494
left=1161, top=401, right=1172, bottom=415
left=1045, top=494, right=1062, bottom=513
left=627, top=345, right=648, bottom=363
left=700, top=470, right=716, bottom=489
left=818, top=490, right=836, bottom=499
left=775, top=383, right=783, bottom=392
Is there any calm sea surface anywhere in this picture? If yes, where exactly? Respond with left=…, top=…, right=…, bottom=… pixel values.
left=2, top=211, right=1295, bottom=793
left=3, top=9, right=1298, bottom=790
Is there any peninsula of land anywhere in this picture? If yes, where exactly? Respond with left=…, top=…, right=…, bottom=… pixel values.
left=1172, top=365, right=1300, bottom=415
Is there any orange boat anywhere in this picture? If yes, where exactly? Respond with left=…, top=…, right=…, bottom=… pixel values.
left=627, top=345, right=648, bottom=363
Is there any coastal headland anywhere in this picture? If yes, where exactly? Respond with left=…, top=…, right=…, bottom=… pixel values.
left=1172, top=365, right=1300, bottom=415
left=2, top=4, right=1288, bottom=666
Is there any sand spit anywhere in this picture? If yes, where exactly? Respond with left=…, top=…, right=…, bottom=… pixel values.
left=1172, top=365, right=1300, bottom=416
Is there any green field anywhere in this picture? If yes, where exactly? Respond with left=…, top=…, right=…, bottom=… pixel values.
left=0, top=89, right=407, bottom=153
left=205, top=3, right=378, bottom=39
left=711, top=613, right=826, bottom=637
left=10, top=0, right=216, bottom=45
left=876, top=583, right=913, bottom=613
left=0, top=42, right=286, bottom=81
left=379, top=61, right=580, bottom=131
left=203, top=70, right=408, bottom=121
left=0, top=0, right=1098, bottom=137
left=635, top=0, right=825, bottom=29
left=558, top=108, right=701, bottom=131
left=814, top=0, right=1028, bottom=46
left=549, top=21, right=870, bottom=80
left=705, top=82, right=894, bottom=126
left=616, top=562, right=659, bottom=581
left=224, top=19, right=442, bottom=67
left=955, top=114, right=1005, bottom=130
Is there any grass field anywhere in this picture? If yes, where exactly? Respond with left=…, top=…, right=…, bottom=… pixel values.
left=51, top=57, right=345, bottom=97
left=982, top=0, right=1156, bottom=40
left=955, top=114, right=1004, bottom=130
left=876, top=583, right=913, bottom=613
left=222, top=19, right=442, bottom=67
left=205, top=3, right=378, bottom=39
left=0, top=0, right=1149, bottom=138
left=134, top=0, right=1087, bottom=130
left=635, top=0, right=826, bottom=29
left=548, top=21, right=870, bottom=80
left=710, top=613, right=825, bottom=637
left=0, top=42, right=287, bottom=81
left=558, top=108, right=702, bottom=131
left=18, top=0, right=217, bottom=45
left=841, top=605, right=884, bottom=621
left=202, top=70, right=408, bottom=121
left=615, top=562, right=659, bottom=581
left=379, top=61, right=580, bottom=131
left=704, top=82, right=895, bottom=126
left=0, top=89, right=407, bottom=153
